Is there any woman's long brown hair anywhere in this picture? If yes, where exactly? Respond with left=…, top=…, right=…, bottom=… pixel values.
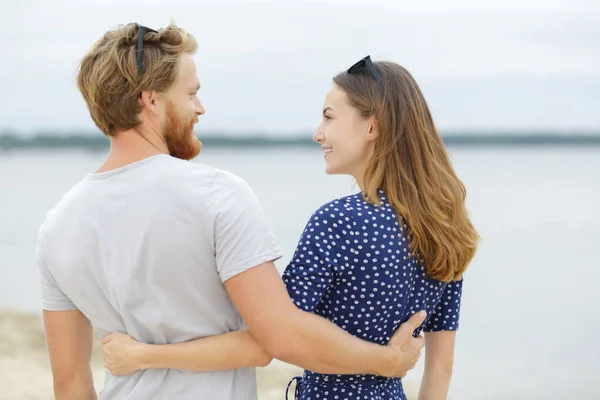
left=333, top=61, right=479, bottom=282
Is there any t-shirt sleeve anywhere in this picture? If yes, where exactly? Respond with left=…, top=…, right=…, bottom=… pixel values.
left=36, top=226, right=77, bottom=311
left=207, top=172, right=282, bottom=283
left=282, top=202, right=353, bottom=312
left=422, top=278, right=464, bottom=332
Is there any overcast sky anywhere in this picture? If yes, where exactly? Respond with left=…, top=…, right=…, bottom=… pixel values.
left=1, top=0, right=599, bottom=136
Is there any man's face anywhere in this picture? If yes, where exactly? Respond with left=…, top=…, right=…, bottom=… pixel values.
left=160, top=53, right=204, bottom=160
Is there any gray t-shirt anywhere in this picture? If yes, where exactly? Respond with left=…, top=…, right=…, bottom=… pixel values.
left=36, top=154, right=282, bottom=400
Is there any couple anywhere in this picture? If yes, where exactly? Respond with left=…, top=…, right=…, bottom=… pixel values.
left=36, top=22, right=478, bottom=400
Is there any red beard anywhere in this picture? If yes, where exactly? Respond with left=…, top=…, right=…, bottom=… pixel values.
left=163, top=101, right=202, bottom=160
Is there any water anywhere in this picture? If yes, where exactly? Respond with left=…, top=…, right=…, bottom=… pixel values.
left=1, top=146, right=599, bottom=399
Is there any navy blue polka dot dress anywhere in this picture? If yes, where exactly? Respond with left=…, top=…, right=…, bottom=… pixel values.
left=282, top=190, right=463, bottom=400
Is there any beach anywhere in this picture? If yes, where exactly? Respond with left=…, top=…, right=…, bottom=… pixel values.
left=0, top=309, right=421, bottom=400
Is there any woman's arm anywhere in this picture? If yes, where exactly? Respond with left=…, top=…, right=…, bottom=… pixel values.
left=417, top=330, right=456, bottom=400
left=101, top=329, right=272, bottom=376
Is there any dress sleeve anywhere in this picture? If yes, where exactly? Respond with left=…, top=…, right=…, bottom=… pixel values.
left=422, top=278, right=464, bottom=332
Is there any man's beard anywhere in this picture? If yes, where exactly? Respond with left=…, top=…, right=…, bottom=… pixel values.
left=163, top=101, right=202, bottom=160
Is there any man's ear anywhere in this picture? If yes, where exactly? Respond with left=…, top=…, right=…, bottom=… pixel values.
left=139, top=90, right=159, bottom=115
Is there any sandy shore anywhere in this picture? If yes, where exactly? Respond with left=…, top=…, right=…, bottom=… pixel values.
left=0, top=309, right=419, bottom=400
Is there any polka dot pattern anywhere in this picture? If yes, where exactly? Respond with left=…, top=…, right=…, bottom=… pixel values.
left=286, top=376, right=407, bottom=400
left=282, top=190, right=463, bottom=399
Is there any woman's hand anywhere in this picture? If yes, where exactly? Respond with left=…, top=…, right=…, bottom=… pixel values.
left=101, top=332, right=146, bottom=376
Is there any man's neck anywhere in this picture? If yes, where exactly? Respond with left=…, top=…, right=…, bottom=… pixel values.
left=95, top=129, right=168, bottom=173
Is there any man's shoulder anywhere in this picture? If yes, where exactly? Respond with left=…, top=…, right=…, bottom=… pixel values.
left=203, top=168, right=256, bottom=204
left=164, top=158, right=218, bottom=179
left=155, top=160, right=248, bottom=203
left=207, top=168, right=249, bottom=189
left=170, top=160, right=248, bottom=191
left=36, top=179, right=87, bottom=246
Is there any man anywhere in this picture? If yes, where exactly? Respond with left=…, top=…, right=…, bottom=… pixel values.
left=37, top=22, right=425, bottom=400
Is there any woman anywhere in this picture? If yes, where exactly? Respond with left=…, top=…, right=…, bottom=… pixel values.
left=102, top=56, right=479, bottom=400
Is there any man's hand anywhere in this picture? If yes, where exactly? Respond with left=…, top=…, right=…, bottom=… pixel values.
left=101, top=332, right=145, bottom=376
left=386, top=310, right=427, bottom=378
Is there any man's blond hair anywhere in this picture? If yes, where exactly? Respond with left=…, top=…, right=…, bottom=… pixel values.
left=76, top=22, right=197, bottom=137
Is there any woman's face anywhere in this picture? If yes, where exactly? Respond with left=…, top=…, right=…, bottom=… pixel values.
left=313, top=84, right=376, bottom=185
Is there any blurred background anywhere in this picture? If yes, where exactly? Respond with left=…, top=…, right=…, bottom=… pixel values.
left=1, top=0, right=599, bottom=399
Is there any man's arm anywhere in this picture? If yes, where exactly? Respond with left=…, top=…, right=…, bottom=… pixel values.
left=101, top=329, right=272, bottom=376
left=418, top=331, right=456, bottom=400
left=101, top=272, right=423, bottom=377
left=43, top=310, right=96, bottom=400
left=101, top=172, right=424, bottom=377
left=224, top=261, right=426, bottom=377
left=205, top=172, right=424, bottom=377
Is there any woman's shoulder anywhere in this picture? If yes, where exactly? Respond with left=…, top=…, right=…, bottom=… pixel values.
left=299, top=193, right=360, bottom=237
left=309, top=192, right=363, bottom=220
left=306, top=190, right=395, bottom=231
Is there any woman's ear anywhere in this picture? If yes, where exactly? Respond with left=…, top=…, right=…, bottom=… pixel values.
left=367, top=117, right=379, bottom=142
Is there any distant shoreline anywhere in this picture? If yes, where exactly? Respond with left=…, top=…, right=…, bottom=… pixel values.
left=2, top=132, right=600, bottom=150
